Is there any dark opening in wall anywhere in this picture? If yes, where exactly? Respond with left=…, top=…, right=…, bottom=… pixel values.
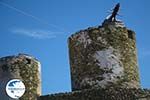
left=26, top=58, right=31, bottom=64
left=128, top=30, right=134, bottom=39
left=2, top=64, right=9, bottom=71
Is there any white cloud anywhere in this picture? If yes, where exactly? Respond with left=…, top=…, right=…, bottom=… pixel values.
left=11, top=28, right=62, bottom=39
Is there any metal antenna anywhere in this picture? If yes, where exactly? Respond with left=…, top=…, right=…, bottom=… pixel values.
left=108, top=3, right=120, bottom=21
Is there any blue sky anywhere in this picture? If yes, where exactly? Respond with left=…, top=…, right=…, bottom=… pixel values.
left=0, top=0, right=150, bottom=95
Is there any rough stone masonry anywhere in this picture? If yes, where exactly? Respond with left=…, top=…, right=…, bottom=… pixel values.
left=0, top=54, right=41, bottom=100
left=39, top=4, right=150, bottom=99
left=68, top=20, right=140, bottom=91
left=1, top=3, right=150, bottom=100
left=38, top=20, right=150, bottom=100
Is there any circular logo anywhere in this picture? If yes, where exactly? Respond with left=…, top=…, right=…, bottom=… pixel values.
left=6, top=79, right=25, bottom=99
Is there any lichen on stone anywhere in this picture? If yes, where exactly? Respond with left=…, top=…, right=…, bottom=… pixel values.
left=38, top=87, right=150, bottom=100
left=68, top=24, right=140, bottom=91
left=0, top=54, right=41, bottom=100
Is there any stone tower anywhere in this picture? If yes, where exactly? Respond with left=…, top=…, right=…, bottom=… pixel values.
left=68, top=20, right=140, bottom=91
left=38, top=21, right=150, bottom=100
left=0, top=54, right=41, bottom=100
left=38, top=4, right=150, bottom=100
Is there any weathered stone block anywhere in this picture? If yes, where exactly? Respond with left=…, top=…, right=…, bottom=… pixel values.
left=68, top=23, right=140, bottom=91
left=0, top=54, right=41, bottom=100
left=38, top=87, right=150, bottom=100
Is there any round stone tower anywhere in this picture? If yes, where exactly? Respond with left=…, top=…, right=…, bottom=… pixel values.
left=0, top=54, right=41, bottom=100
left=68, top=21, right=140, bottom=91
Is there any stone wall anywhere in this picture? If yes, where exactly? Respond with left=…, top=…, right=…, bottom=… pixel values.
left=37, top=22, right=150, bottom=100
left=0, top=54, right=41, bottom=100
left=38, top=87, right=150, bottom=100
left=68, top=22, right=140, bottom=91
